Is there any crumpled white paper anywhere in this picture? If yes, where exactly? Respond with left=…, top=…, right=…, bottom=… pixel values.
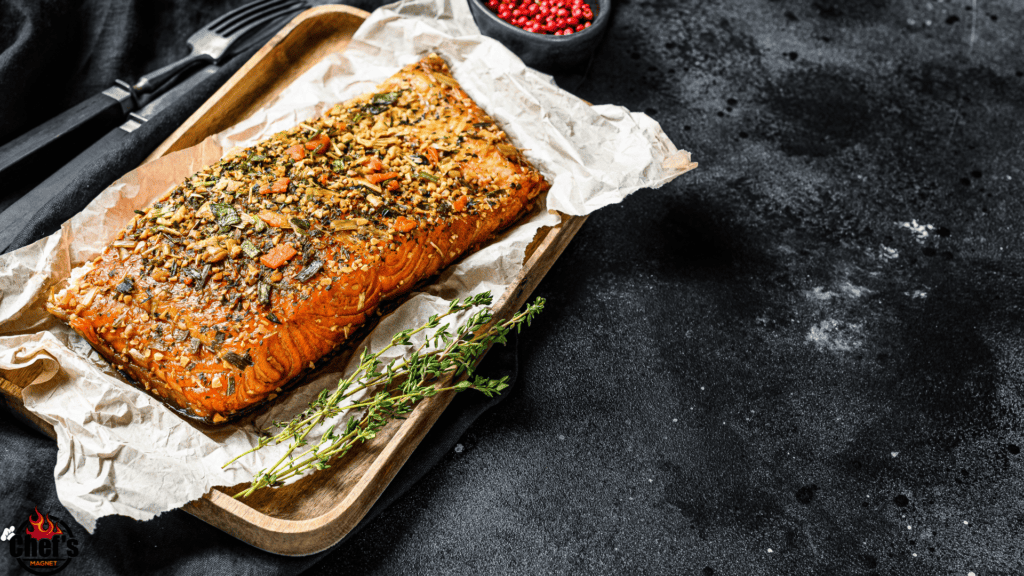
left=0, top=0, right=694, bottom=532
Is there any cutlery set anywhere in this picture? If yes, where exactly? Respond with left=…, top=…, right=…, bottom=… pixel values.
left=0, top=0, right=309, bottom=253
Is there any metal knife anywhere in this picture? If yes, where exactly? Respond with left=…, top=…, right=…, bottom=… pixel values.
left=0, top=65, right=222, bottom=253
left=0, top=14, right=299, bottom=254
left=0, top=0, right=306, bottom=184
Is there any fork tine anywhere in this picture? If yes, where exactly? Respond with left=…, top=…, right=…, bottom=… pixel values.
left=202, top=0, right=281, bottom=31
left=219, top=2, right=306, bottom=39
left=205, top=0, right=294, bottom=34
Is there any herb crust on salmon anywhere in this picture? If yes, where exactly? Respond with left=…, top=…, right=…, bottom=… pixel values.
left=46, top=54, right=549, bottom=424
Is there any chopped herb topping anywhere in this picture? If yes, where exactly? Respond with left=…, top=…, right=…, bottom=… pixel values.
left=258, top=282, right=272, bottom=305
left=222, top=352, right=253, bottom=370
left=211, top=203, right=241, bottom=227
left=241, top=240, right=261, bottom=258
left=115, top=277, right=135, bottom=294
left=371, top=91, right=402, bottom=105
left=294, top=259, right=323, bottom=283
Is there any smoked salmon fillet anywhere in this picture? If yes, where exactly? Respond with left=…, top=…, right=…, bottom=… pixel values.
left=46, top=54, right=549, bottom=424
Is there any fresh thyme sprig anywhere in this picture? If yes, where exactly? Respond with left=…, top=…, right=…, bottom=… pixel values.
left=223, top=291, right=544, bottom=498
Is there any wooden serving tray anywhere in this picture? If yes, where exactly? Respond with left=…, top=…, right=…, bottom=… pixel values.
left=0, top=4, right=587, bottom=556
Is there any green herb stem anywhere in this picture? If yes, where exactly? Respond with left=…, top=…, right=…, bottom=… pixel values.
left=223, top=291, right=544, bottom=498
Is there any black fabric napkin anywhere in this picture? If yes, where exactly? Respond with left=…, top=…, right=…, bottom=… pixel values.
left=0, top=0, right=523, bottom=571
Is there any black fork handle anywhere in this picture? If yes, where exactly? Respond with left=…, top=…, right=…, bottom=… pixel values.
left=133, top=53, right=212, bottom=94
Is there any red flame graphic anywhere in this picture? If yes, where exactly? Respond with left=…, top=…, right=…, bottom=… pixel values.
left=25, top=508, right=62, bottom=541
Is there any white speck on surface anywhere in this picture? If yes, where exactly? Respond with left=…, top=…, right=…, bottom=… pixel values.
left=672, top=418, right=677, bottom=422
left=897, top=220, right=937, bottom=243
left=879, top=244, right=900, bottom=261
left=454, top=443, right=464, bottom=453
left=964, top=520, right=970, bottom=525
left=891, top=452, right=899, bottom=458
left=908, top=525, right=912, bottom=530
left=806, top=286, right=834, bottom=301
left=913, top=553, right=918, bottom=557
left=838, top=281, right=872, bottom=298
left=701, top=386, right=705, bottom=391
left=969, top=572, right=977, bottom=576
left=767, top=548, right=773, bottom=553
left=807, top=282, right=872, bottom=301
left=806, top=319, right=863, bottom=352
left=907, top=290, right=928, bottom=299
left=558, top=434, right=565, bottom=440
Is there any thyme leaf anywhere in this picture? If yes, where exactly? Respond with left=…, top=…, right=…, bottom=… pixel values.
left=223, top=291, right=544, bottom=497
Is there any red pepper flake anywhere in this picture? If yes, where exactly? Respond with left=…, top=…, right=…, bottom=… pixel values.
left=285, top=144, right=306, bottom=161
left=367, top=156, right=384, bottom=172
left=394, top=216, right=418, bottom=232
left=387, top=179, right=400, bottom=192
left=261, top=177, right=291, bottom=195
left=304, top=133, right=331, bottom=154
left=318, top=173, right=331, bottom=186
left=261, top=244, right=298, bottom=269
left=425, top=147, right=440, bottom=166
left=367, top=171, right=400, bottom=184
left=258, top=210, right=291, bottom=228
left=453, top=196, right=469, bottom=212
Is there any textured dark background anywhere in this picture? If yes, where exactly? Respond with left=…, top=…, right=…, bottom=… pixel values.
left=3, top=0, right=1024, bottom=574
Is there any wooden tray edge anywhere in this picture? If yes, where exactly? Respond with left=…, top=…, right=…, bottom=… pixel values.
left=145, top=4, right=372, bottom=163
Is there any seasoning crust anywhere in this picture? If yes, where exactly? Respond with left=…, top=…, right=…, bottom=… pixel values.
left=46, top=54, right=549, bottom=424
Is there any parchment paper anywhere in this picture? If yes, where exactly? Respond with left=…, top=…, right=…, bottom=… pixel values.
left=0, top=0, right=695, bottom=532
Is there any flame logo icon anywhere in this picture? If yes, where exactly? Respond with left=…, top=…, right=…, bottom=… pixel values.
left=25, top=508, right=63, bottom=541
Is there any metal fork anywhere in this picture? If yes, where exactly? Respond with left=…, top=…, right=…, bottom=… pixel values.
left=0, top=0, right=307, bottom=180
left=133, top=0, right=308, bottom=93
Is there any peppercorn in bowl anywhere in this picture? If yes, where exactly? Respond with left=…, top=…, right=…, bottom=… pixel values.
left=466, top=0, right=610, bottom=73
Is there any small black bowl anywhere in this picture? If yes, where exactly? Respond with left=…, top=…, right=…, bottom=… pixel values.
left=467, top=0, right=611, bottom=74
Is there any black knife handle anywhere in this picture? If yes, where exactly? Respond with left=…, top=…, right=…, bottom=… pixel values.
left=0, top=127, right=136, bottom=253
left=0, top=85, right=134, bottom=179
left=0, top=15, right=299, bottom=255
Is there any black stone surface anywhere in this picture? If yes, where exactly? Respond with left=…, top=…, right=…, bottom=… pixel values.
left=3, top=0, right=1024, bottom=574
